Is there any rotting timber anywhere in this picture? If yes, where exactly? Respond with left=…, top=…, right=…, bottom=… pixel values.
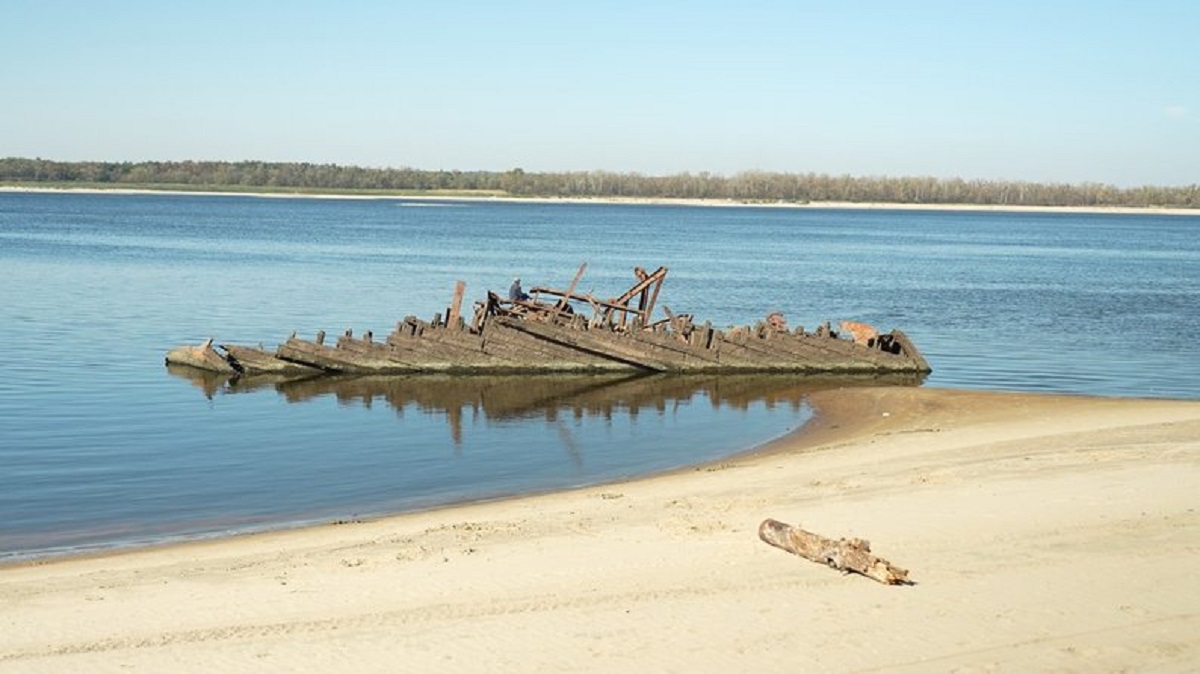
left=165, top=264, right=931, bottom=377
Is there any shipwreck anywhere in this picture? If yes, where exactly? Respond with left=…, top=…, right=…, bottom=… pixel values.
left=165, top=264, right=931, bottom=377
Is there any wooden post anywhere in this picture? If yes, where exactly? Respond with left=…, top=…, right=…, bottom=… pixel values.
left=447, top=280, right=466, bottom=328
left=758, top=519, right=910, bottom=585
left=642, top=272, right=664, bottom=327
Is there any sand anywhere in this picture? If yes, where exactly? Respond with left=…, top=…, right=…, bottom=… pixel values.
left=2, top=387, right=1198, bottom=673
left=3, top=185, right=1198, bottom=216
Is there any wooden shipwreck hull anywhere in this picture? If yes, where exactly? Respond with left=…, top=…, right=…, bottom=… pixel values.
left=166, top=264, right=931, bottom=377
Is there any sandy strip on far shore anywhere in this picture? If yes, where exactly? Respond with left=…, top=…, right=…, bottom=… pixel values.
left=2, top=185, right=1197, bottom=216
left=2, top=387, right=1198, bottom=673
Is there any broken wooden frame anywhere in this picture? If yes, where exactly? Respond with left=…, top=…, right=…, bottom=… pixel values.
left=487, top=263, right=668, bottom=332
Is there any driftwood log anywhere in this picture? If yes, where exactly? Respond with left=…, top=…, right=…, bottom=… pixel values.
left=758, top=518, right=911, bottom=585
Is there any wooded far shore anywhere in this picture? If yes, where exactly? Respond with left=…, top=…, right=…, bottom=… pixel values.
left=3, top=157, right=1197, bottom=210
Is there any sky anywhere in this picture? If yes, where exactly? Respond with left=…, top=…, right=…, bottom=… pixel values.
left=3, top=1, right=1198, bottom=186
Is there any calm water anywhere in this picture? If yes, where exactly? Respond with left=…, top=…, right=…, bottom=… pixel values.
left=2, top=193, right=1198, bottom=560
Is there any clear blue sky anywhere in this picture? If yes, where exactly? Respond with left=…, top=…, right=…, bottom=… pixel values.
left=3, top=1, right=1197, bottom=186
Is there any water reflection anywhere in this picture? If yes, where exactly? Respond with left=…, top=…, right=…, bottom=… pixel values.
left=167, top=364, right=927, bottom=445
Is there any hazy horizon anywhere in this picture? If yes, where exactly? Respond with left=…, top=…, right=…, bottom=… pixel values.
left=3, top=1, right=1197, bottom=188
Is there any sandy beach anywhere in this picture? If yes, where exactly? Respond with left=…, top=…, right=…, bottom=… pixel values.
left=3, top=185, right=1198, bottom=216
left=2, top=387, right=1198, bottom=672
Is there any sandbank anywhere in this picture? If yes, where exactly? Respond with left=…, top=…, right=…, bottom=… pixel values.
left=2, top=387, right=1198, bottom=672
left=2, top=185, right=1196, bottom=216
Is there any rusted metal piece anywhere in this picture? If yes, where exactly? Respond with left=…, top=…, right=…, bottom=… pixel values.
left=165, top=264, right=932, bottom=378
left=841, top=320, right=880, bottom=347
left=766, top=312, right=788, bottom=332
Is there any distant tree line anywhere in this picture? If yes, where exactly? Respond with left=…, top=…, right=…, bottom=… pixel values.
left=2, top=157, right=1197, bottom=209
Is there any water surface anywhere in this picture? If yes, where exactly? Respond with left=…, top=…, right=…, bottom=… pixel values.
left=2, top=193, right=1197, bottom=559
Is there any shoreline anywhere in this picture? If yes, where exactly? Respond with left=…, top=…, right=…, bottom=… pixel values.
left=3, top=387, right=1198, bottom=671
left=3, top=184, right=1198, bottom=216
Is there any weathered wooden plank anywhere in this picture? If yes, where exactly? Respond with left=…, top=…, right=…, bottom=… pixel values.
left=482, top=320, right=632, bottom=371
left=604, top=325, right=725, bottom=371
left=713, top=328, right=924, bottom=373
left=558, top=262, right=587, bottom=312
left=496, top=316, right=672, bottom=371
left=277, top=336, right=413, bottom=373
left=221, top=343, right=320, bottom=375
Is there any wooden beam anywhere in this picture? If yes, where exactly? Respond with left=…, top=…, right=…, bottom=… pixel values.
left=527, top=288, right=640, bottom=314
left=447, top=280, right=466, bottom=327
left=529, top=266, right=667, bottom=329
left=641, top=272, right=665, bottom=326
left=558, top=262, right=587, bottom=311
left=611, top=266, right=668, bottom=307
